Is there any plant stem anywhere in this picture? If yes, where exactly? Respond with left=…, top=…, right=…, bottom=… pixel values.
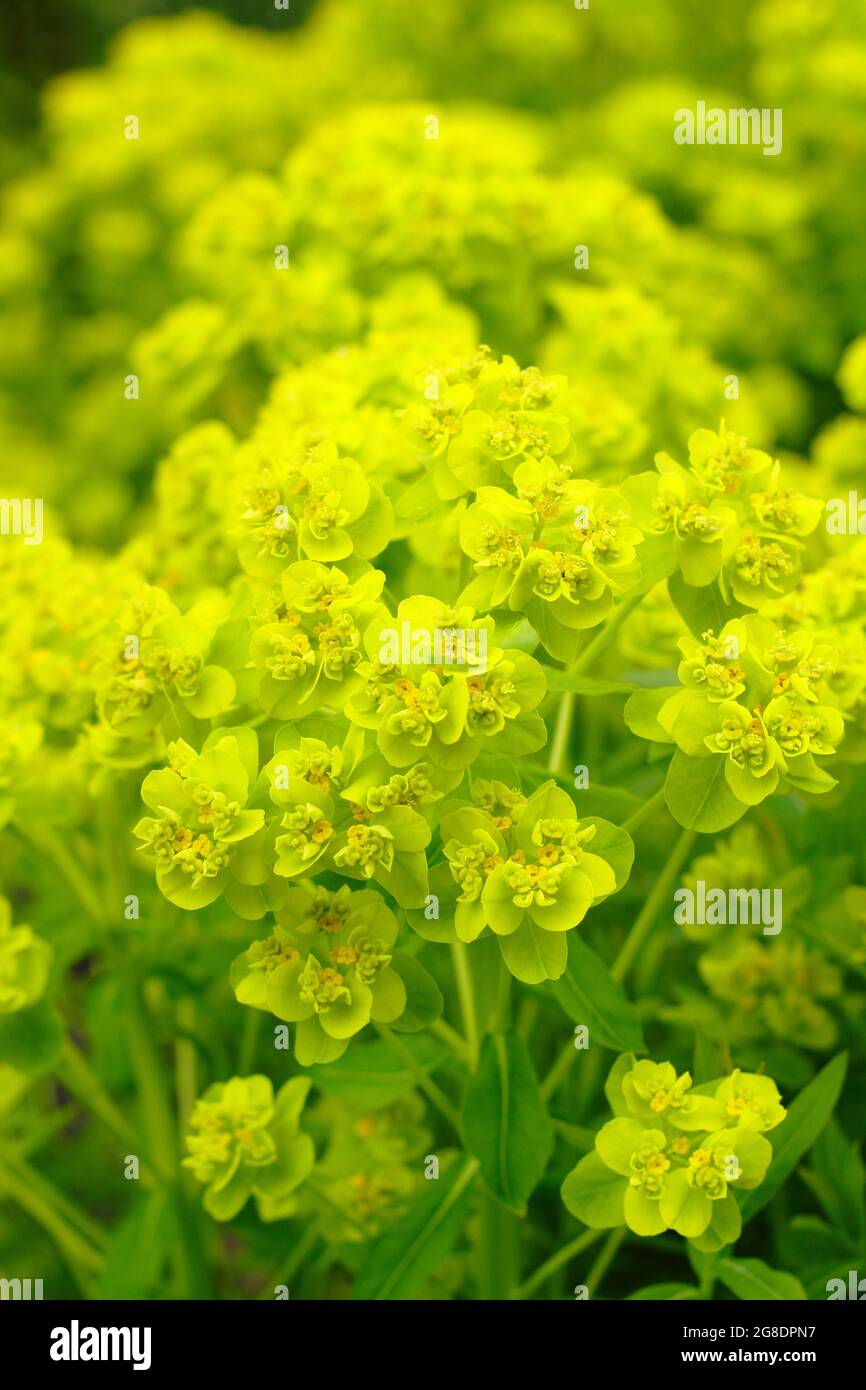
left=15, top=823, right=106, bottom=926
left=430, top=1017, right=471, bottom=1065
left=124, top=981, right=211, bottom=1297
left=611, top=826, right=697, bottom=984
left=124, top=986, right=178, bottom=1184
left=97, top=774, right=127, bottom=922
left=547, top=692, right=575, bottom=775
left=516, top=996, right=538, bottom=1040
left=622, top=784, right=667, bottom=835
left=494, top=954, right=512, bottom=1030
left=0, top=1154, right=103, bottom=1290
left=175, top=998, right=198, bottom=1137
left=479, top=1191, right=520, bottom=1300
left=542, top=828, right=697, bottom=1100
left=512, top=1226, right=604, bottom=1299
left=58, top=1037, right=139, bottom=1153
left=374, top=1024, right=462, bottom=1134
left=0, top=1149, right=106, bottom=1250
left=585, top=1225, right=626, bottom=1296
left=546, top=586, right=653, bottom=776
left=237, top=1005, right=263, bottom=1073
left=571, top=587, right=651, bottom=676
left=258, top=1222, right=321, bottom=1299
left=550, top=1118, right=596, bottom=1150
left=540, top=1038, right=578, bottom=1103
left=450, top=941, right=479, bottom=1069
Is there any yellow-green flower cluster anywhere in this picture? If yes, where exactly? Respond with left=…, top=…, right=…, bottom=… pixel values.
left=563, top=1056, right=785, bottom=1249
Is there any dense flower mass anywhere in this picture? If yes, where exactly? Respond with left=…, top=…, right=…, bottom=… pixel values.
left=0, top=0, right=863, bottom=1308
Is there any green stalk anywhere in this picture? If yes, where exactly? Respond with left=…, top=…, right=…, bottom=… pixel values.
left=59, top=1037, right=139, bottom=1153
left=0, top=1154, right=103, bottom=1291
left=546, top=586, right=653, bottom=776
left=550, top=1118, right=596, bottom=1150
left=622, top=784, right=667, bottom=835
left=96, top=774, right=128, bottom=922
left=570, top=587, right=650, bottom=676
left=547, top=692, right=575, bottom=775
left=430, top=1017, right=471, bottom=1065
left=585, top=1225, right=626, bottom=1296
left=540, top=832, right=694, bottom=1106
left=539, top=1038, right=578, bottom=1103
left=374, top=1024, right=462, bottom=1134
left=124, top=981, right=211, bottom=1297
left=611, top=827, right=697, bottom=984
left=15, top=823, right=105, bottom=926
left=539, top=1032, right=602, bottom=1113
left=516, top=996, right=538, bottom=1041
left=450, top=941, right=479, bottom=1068
left=479, top=1191, right=520, bottom=1300
left=512, top=1226, right=604, bottom=1299
left=258, top=1222, right=321, bottom=1300
left=492, top=950, right=512, bottom=1031
left=175, top=998, right=198, bottom=1137
left=124, top=988, right=178, bottom=1183
left=237, top=1005, right=263, bottom=1074
left=1, top=1150, right=106, bottom=1251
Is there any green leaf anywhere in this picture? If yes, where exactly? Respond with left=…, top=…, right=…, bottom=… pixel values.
left=561, top=1151, right=626, bottom=1228
left=604, top=1052, right=637, bottom=1118
left=800, top=1118, right=865, bottom=1241
left=739, top=1051, right=848, bottom=1225
left=93, top=1192, right=172, bottom=1299
left=388, top=952, right=444, bottom=1033
left=665, top=748, right=744, bottom=832
left=550, top=935, right=645, bottom=1053
left=717, top=1257, right=806, bottom=1301
left=628, top=1282, right=700, bottom=1300
left=462, top=1030, right=553, bottom=1213
left=302, top=1034, right=446, bottom=1110
left=581, top=817, right=634, bottom=891
left=493, top=712, right=547, bottom=756
left=688, top=1192, right=741, bottom=1252
left=352, top=1156, right=479, bottom=1300
left=623, top=687, right=679, bottom=744
left=498, top=919, right=568, bottom=983
left=780, top=1217, right=861, bottom=1298
left=668, top=573, right=746, bottom=640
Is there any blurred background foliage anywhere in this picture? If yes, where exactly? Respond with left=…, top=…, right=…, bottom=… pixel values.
left=2, top=0, right=865, bottom=543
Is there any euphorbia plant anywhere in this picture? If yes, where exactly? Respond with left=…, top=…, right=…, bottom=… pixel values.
left=1, top=344, right=859, bottom=1304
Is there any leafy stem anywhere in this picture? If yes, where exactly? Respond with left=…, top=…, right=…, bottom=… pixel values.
left=611, top=826, right=698, bottom=984
left=547, top=585, right=653, bottom=775
left=374, top=1023, right=463, bottom=1134
left=512, top=1225, right=604, bottom=1299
